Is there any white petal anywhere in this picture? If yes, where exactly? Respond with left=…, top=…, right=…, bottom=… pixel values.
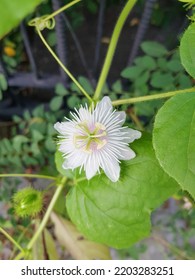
left=97, top=96, right=112, bottom=110
left=100, top=156, right=120, bottom=182
left=114, top=111, right=126, bottom=125
left=63, top=153, right=86, bottom=169
left=94, top=99, right=112, bottom=124
left=85, top=156, right=99, bottom=180
left=78, top=107, right=92, bottom=122
left=54, top=121, right=74, bottom=135
left=117, top=146, right=136, bottom=160
left=122, top=128, right=142, bottom=143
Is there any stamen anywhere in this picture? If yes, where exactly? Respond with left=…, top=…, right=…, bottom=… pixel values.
left=74, top=121, right=107, bottom=152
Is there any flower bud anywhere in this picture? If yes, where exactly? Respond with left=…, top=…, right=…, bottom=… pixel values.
left=13, top=187, right=43, bottom=218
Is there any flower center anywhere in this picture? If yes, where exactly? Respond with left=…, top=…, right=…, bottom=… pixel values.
left=74, top=121, right=107, bottom=153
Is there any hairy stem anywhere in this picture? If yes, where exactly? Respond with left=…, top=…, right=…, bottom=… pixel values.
left=93, top=0, right=137, bottom=101
left=112, top=87, right=195, bottom=106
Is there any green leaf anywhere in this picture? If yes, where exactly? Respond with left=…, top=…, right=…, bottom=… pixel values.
left=178, top=74, right=192, bottom=89
left=13, top=115, right=22, bottom=123
left=49, top=96, right=63, bottom=111
left=47, top=123, right=55, bottom=136
left=55, top=83, right=68, bottom=96
left=67, top=95, right=81, bottom=109
left=167, top=60, right=183, bottom=73
left=150, top=72, right=174, bottom=89
left=32, top=129, right=44, bottom=142
left=30, top=142, right=40, bottom=156
left=121, top=66, right=143, bottom=80
left=66, top=134, right=179, bottom=248
left=13, top=135, right=29, bottom=152
left=180, top=22, right=195, bottom=78
left=134, top=55, right=156, bottom=71
left=141, top=41, right=167, bottom=57
left=134, top=71, right=149, bottom=88
left=50, top=212, right=111, bottom=260
left=112, top=80, right=122, bottom=93
left=32, top=105, right=44, bottom=118
left=153, top=92, right=195, bottom=199
left=157, top=58, right=168, bottom=71
left=0, top=0, right=42, bottom=38
left=45, top=138, right=56, bottom=152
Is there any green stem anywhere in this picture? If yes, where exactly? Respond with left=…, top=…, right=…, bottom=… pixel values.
left=37, top=29, right=92, bottom=103
left=93, top=0, right=137, bottom=101
left=0, top=173, right=56, bottom=180
left=44, top=0, right=81, bottom=22
left=112, top=87, right=195, bottom=106
left=27, top=177, right=67, bottom=250
left=0, top=227, right=24, bottom=254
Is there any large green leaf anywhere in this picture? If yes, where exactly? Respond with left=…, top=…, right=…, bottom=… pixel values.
left=153, top=92, right=195, bottom=198
left=0, top=0, right=42, bottom=39
left=66, top=134, right=179, bottom=248
left=180, top=22, right=195, bottom=78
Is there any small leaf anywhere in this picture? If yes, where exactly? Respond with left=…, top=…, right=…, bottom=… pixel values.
left=134, top=71, right=149, bottom=88
left=31, top=129, right=44, bottom=142
left=32, top=105, right=44, bottom=118
left=167, top=60, right=183, bottom=73
left=134, top=55, right=156, bottom=70
left=121, top=66, right=143, bottom=80
left=67, top=95, right=81, bottom=109
left=45, top=138, right=56, bottom=152
left=112, top=80, right=122, bottom=93
left=49, top=96, right=63, bottom=111
left=141, top=41, right=167, bottom=57
left=13, top=135, right=29, bottom=152
left=51, top=212, right=111, bottom=260
left=150, top=72, right=174, bottom=88
left=180, top=22, right=195, bottom=78
left=55, top=83, right=68, bottom=96
left=153, top=92, right=195, bottom=199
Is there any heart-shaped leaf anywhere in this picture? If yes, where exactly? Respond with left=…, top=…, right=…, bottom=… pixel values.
left=66, top=134, right=179, bottom=248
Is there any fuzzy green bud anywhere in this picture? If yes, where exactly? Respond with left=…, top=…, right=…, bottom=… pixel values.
left=13, top=187, right=43, bottom=218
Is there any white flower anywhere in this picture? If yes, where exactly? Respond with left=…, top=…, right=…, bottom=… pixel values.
left=54, top=96, right=141, bottom=182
